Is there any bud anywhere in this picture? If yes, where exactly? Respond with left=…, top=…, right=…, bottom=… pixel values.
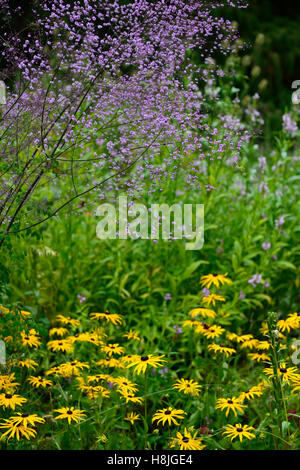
left=255, top=34, right=265, bottom=46
left=251, top=65, right=261, bottom=78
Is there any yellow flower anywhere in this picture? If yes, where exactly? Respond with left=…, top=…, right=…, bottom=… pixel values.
left=126, top=354, right=166, bottom=375
left=55, top=315, right=80, bottom=327
left=208, top=343, right=236, bottom=358
left=20, top=330, right=41, bottom=348
left=215, top=397, right=246, bottom=417
left=123, top=330, right=141, bottom=341
left=200, top=273, right=232, bottom=289
left=287, top=312, right=300, bottom=328
left=49, top=327, right=69, bottom=337
left=0, top=304, right=10, bottom=315
left=101, top=343, right=125, bottom=356
left=118, top=390, right=143, bottom=404
left=0, top=393, right=27, bottom=410
left=0, top=420, right=37, bottom=441
left=196, top=323, right=225, bottom=339
left=27, top=376, right=53, bottom=389
left=264, top=363, right=299, bottom=384
left=124, top=412, right=140, bottom=425
left=202, top=294, right=226, bottom=307
left=120, top=354, right=140, bottom=365
left=0, top=373, right=19, bottom=392
left=47, top=339, right=74, bottom=353
left=173, top=378, right=202, bottom=396
left=223, top=423, right=255, bottom=442
left=111, top=377, right=138, bottom=394
left=240, top=339, right=259, bottom=350
left=182, top=318, right=200, bottom=328
left=248, top=352, right=270, bottom=362
left=277, top=318, right=295, bottom=333
left=18, top=359, right=38, bottom=370
left=90, top=311, right=122, bottom=325
left=59, top=360, right=90, bottom=377
left=96, top=358, right=124, bottom=368
left=226, top=332, right=253, bottom=343
left=54, top=407, right=86, bottom=424
left=188, top=307, right=216, bottom=319
left=152, top=407, right=185, bottom=426
left=170, top=428, right=205, bottom=450
left=78, top=384, right=110, bottom=399
left=256, top=341, right=271, bottom=350
left=238, top=386, right=263, bottom=402
left=9, top=412, right=45, bottom=428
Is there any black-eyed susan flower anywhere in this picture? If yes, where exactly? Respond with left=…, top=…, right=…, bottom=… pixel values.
left=287, top=312, right=300, bottom=328
left=152, top=407, right=185, bottom=426
left=188, top=307, right=216, bottom=319
left=111, top=377, right=138, bottom=394
left=170, top=428, right=205, bottom=450
left=124, top=412, right=140, bottom=425
left=47, top=338, right=74, bottom=353
left=248, top=351, right=270, bottom=362
left=200, top=273, right=232, bottom=289
left=202, top=293, right=226, bottom=307
left=238, top=385, right=263, bottom=402
left=59, top=360, right=90, bottom=376
left=87, top=373, right=110, bottom=383
left=101, top=343, right=125, bottom=356
left=240, top=338, right=259, bottom=350
left=0, top=420, right=37, bottom=441
left=123, top=330, right=141, bottom=341
left=208, top=343, right=236, bottom=358
left=20, top=329, right=41, bottom=348
left=215, top=397, right=246, bottom=417
left=96, top=357, right=124, bottom=368
left=173, top=378, right=202, bottom=396
left=223, top=423, right=255, bottom=442
left=264, top=363, right=299, bottom=384
left=78, top=384, right=110, bottom=399
left=256, top=341, right=271, bottom=350
left=90, top=311, right=122, bottom=325
left=118, top=390, right=143, bottom=404
left=120, top=354, right=140, bottom=365
left=49, top=327, right=69, bottom=337
left=277, top=318, right=295, bottom=333
left=0, top=373, right=19, bottom=392
left=196, top=323, right=225, bottom=339
left=27, top=376, right=53, bottom=389
left=126, top=354, right=166, bottom=375
left=55, top=315, right=80, bottom=327
left=182, top=318, right=200, bottom=328
left=9, top=412, right=45, bottom=428
left=18, top=359, right=38, bottom=370
left=54, top=407, right=86, bottom=424
left=226, top=332, right=254, bottom=344
left=0, top=393, right=27, bottom=410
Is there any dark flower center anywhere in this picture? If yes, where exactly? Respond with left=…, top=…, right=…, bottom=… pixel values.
left=182, top=437, right=189, bottom=442
left=21, top=413, right=29, bottom=418
left=67, top=410, right=73, bottom=415
left=236, top=428, right=243, bottom=432
left=71, top=362, right=76, bottom=366
left=141, top=356, right=149, bottom=361
left=227, top=400, right=233, bottom=404
left=105, top=311, right=110, bottom=315
left=280, top=368, right=287, bottom=373
left=213, top=273, right=218, bottom=276
left=164, top=410, right=171, bottom=415
left=5, top=394, right=12, bottom=399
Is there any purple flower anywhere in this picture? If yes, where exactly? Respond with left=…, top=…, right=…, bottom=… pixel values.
left=158, top=367, right=168, bottom=378
left=173, top=325, right=183, bottom=336
left=248, top=274, right=262, bottom=287
left=282, top=113, right=298, bottom=136
left=262, top=242, right=271, bottom=251
left=202, top=287, right=210, bottom=297
left=239, top=290, right=245, bottom=300
left=275, top=216, right=285, bottom=229
left=164, top=293, right=172, bottom=302
left=77, top=294, right=86, bottom=304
